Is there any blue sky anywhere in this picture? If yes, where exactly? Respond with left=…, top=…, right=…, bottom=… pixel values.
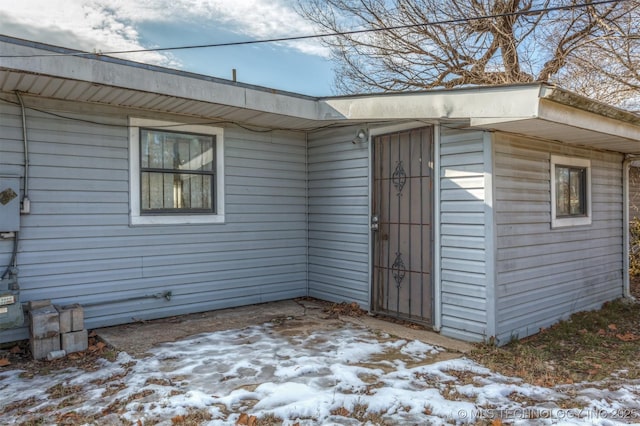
left=0, top=0, right=335, bottom=96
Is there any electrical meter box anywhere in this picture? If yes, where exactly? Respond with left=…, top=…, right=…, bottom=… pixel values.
left=0, top=277, right=23, bottom=329
left=0, top=175, right=20, bottom=232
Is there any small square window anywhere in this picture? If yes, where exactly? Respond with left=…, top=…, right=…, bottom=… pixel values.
left=140, top=129, right=216, bottom=214
left=551, top=155, right=591, bottom=228
left=129, top=118, right=225, bottom=225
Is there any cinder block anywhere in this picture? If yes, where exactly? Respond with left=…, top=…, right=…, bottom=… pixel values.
left=69, top=305, right=83, bottom=332
left=27, top=300, right=51, bottom=311
left=61, top=329, right=88, bottom=354
left=29, top=306, right=59, bottom=339
left=31, top=335, right=60, bottom=360
left=56, top=304, right=84, bottom=333
left=57, top=307, right=72, bottom=334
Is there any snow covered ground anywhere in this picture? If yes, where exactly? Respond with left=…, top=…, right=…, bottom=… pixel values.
left=1, top=321, right=640, bottom=425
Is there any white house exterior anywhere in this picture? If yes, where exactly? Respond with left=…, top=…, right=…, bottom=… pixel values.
left=1, top=35, right=639, bottom=344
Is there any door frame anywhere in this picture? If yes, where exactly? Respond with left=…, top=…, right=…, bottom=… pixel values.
left=367, top=122, right=441, bottom=330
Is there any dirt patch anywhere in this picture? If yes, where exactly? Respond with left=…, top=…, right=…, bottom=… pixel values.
left=469, top=298, right=640, bottom=385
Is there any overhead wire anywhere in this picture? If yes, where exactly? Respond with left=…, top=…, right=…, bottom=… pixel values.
left=0, top=0, right=628, bottom=59
left=0, top=0, right=632, bottom=132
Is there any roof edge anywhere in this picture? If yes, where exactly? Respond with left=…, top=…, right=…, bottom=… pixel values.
left=540, top=86, right=640, bottom=126
left=0, top=34, right=319, bottom=102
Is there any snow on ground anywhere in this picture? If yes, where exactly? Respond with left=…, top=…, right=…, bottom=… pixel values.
left=1, top=322, right=640, bottom=425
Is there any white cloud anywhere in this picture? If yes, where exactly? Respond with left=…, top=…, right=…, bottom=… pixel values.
left=0, top=0, right=329, bottom=65
left=0, top=1, right=177, bottom=65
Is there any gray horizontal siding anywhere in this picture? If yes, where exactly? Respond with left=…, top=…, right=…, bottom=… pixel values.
left=439, top=128, right=488, bottom=342
left=0, top=99, right=307, bottom=343
left=494, top=133, right=624, bottom=343
left=307, top=127, right=370, bottom=306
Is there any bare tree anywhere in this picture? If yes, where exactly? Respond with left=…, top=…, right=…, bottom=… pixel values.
left=555, top=1, right=639, bottom=107
left=297, top=0, right=639, bottom=105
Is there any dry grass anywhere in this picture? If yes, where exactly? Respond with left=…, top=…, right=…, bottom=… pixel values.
left=170, top=408, right=213, bottom=425
left=631, top=275, right=640, bottom=299
left=46, top=383, right=84, bottom=399
left=1, top=396, right=37, bottom=415
left=330, top=403, right=392, bottom=425
left=469, top=299, right=640, bottom=385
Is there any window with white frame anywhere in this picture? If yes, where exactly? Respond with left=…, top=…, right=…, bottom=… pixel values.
left=129, top=118, right=224, bottom=225
left=550, top=155, right=591, bottom=228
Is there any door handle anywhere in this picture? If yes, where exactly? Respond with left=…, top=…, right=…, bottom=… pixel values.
left=371, top=215, right=379, bottom=231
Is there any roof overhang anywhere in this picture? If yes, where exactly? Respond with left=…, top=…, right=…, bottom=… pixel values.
left=322, top=85, right=640, bottom=153
left=0, top=35, right=325, bottom=130
left=1, top=35, right=639, bottom=152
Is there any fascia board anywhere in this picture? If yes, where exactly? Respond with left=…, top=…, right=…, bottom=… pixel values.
left=537, top=98, right=640, bottom=143
left=321, top=85, right=544, bottom=122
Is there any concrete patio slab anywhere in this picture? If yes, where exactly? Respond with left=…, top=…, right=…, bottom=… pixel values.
left=95, top=299, right=473, bottom=357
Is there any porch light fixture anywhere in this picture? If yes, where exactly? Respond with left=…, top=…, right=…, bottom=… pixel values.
left=352, top=128, right=368, bottom=144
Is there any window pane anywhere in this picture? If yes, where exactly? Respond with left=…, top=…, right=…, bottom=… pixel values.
left=141, top=172, right=213, bottom=211
left=141, top=172, right=150, bottom=209
left=182, top=174, right=212, bottom=209
left=556, top=165, right=586, bottom=218
left=569, top=168, right=585, bottom=215
left=148, top=172, right=164, bottom=209
left=141, top=129, right=214, bottom=171
left=556, top=166, right=570, bottom=216
left=140, top=130, right=165, bottom=169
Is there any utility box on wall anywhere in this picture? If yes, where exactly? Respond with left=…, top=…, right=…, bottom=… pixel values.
left=0, top=175, right=23, bottom=329
left=0, top=175, right=20, bottom=232
left=0, top=278, right=23, bottom=330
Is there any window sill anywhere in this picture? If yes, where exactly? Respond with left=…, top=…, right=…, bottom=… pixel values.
left=551, top=216, right=591, bottom=228
left=130, top=214, right=225, bottom=226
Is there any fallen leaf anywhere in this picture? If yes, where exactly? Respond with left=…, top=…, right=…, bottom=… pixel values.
left=0, top=358, right=11, bottom=367
left=236, top=413, right=249, bottom=425
left=333, top=407, right=350, bottom=416
left=578, top=329, right=588, bottom=334
left=248, top=415, right=257, bottom=426
left=616, top=332, right=640, bottom=342
left=96, top=341, right=106, bottom=350
left=608, top=323, right=618, bottom=331
left=597, top=329, right=606, bottom=336
left=492, top=419, right=503, bottom=426
left=9, top=345, right=21, bottom=354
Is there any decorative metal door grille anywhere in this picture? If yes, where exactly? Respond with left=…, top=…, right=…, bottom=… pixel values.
left=372, top=128, right=433, bottom=324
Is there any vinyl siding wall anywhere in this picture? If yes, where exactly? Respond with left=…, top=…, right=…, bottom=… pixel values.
left=307, top=127, right=370, bottom=305
left=494, top=133, right=624, bottom=343
left=439, top=127, right=491, bottom=342
left=0, top=98, right=307, bottom=343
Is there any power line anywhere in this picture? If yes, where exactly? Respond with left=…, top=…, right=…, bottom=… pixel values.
left=0, top=0, right=628, bottom=59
